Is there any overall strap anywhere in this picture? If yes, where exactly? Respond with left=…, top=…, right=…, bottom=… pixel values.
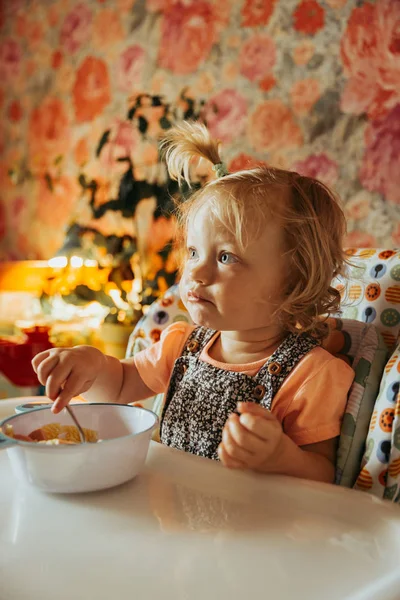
left=181, top=326, right=216, bottom=358
left=255, top=333, right=320, bottom=408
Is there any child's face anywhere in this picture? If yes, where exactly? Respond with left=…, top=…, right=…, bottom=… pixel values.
left=179, top=202, right=286, bottom=332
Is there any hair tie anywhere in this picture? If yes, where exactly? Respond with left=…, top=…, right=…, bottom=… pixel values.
left=212, top=162, right=229, bottom=178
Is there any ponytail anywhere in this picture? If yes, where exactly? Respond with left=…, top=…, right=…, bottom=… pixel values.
left=161, top=121, right=222, bottom=186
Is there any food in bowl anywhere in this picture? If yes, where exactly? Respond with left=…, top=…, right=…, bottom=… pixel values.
left=3, top=422, right=99, bottom=445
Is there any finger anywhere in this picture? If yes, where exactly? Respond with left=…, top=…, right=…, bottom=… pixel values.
left=45, top=360, right=73, bottom=400
left=228, top=415, right=268, bottom=454
left=239, top=412, right=282, bottom=442
left=52, top=376, right=92, bottom=414
left=222, top=422, right=254, bottom=463
left=32, top=349, right=54, bottom=372
left=35, top=354, right=60, bottom=386
left=237, top=402, right=276, bottom=420
left=217, top=443, right=244, bottom=469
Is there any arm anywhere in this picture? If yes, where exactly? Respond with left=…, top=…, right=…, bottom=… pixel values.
left=218, top=403, right=337, bottom=483
left=83, top=355, right=155, bottom=406
left=263, top=432, right=337, bottom=483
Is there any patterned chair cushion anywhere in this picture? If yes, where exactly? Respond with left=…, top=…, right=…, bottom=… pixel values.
left=126, top=284, right=191, bottom=357
left=323, top=319, right=388, bottom=488
left=334, top=248, right=400, bottom=352
left=354, top=344, right=400, bottom=502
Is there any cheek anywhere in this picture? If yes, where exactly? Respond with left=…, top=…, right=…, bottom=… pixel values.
left=178, top=276, right=187, bottom=300
left=254, top=272, right=285, bottom=308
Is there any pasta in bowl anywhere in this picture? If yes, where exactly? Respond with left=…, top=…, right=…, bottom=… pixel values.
left=0, top=404, right=158, bottom=493
left=4, top=422, right=99, bottom=444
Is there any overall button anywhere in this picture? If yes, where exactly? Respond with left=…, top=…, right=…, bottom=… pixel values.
left=177, top=364, right=187, bottom=377
left=268, top=361, right=282, bottom=375
left=253, top=384, right=266, bottom=400
left=187, top=340, right=199, bottom=352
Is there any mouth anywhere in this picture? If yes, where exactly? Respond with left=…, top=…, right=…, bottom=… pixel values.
left=187, top=290, right=212, bottom=304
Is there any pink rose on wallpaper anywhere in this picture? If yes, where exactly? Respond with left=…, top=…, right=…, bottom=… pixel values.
left=228, top=153, right=267, bottom=173
left=259, top=74, right=276, bottom=93
left=28, top=97, right=70, bottom=173
left=73, top=56, right=111, bottom=122
left=344, top=231, right=377, bottom=248
left=116, top=45, right=146, bottom=92
left=47, top=4, right=60, bottom=27
left=248, top=100, right=303, bottom=152
left=292, top=40, right=315, bottom=66
left=51, top=50, right=63, bottom=69
left=345, top=192, right=371, bottom=221
left=15, top=14, right=28, bottom=37
left=158, top=2, right=217, bottom=75
left=340, top=0, right=400, bottom=119
left=241, top=0, right=277, bottom=27
left=25, top=21, right=44, bottom=49
left=292, top=153, right=338, bottom=187
left=0, top=39, right=21, bottom=79
left=8, top=99, right=23, bottom=122
left=99, top=119, right=140, bottom=170
left=60, top=3, right=92, bottom=54
left=93, top=9, right=124, bottom=49
left=36, top=175, right=79, bottom=229
left=359, top=104, right=400, bottom=205
left=290, top=78, right=321, bottom=115
left=293, top=0, right=325, bottom=35
left=239, top=34, right=276, bottom=82
left=203, top=89, right=247, bottom=144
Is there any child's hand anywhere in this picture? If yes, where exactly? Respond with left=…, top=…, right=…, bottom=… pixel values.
left=218, top=402, right=284, bottom=472
left=32, top=346, right=106, bottom=413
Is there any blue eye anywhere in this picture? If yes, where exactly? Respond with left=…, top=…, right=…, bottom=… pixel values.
left=219, top=252, right=237, bottom=265
left=188, top=247, right=198, bottom=259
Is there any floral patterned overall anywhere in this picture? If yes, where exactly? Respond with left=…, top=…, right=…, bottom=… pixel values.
left=160, top=326, right=319, bottom=459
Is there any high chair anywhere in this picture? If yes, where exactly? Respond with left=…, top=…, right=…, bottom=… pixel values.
left=127, top=249, right=400, bottom=503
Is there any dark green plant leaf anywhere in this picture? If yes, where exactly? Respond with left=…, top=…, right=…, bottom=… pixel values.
left=44, top=173, right=53, bottom=192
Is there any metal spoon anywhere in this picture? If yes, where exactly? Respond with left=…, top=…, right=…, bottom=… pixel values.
left=65, top=406, right=87, bottom=443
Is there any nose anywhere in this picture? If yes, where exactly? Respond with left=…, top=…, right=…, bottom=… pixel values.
left=189, top=258, right=212, bottom=285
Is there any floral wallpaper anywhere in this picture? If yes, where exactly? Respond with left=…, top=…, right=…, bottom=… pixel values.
left=0, top=0, right=399, bottom=267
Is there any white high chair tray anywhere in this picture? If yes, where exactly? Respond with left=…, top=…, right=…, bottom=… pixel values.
left=0, top=397, right=27, bottom=420
left=1, top=416, right=400, bottom=600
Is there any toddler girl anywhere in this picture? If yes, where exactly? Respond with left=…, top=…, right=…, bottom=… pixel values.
left=33, top=122, right=354, bottom=483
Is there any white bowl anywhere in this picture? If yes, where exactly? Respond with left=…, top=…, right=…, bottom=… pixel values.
left=0, top=404, right=158, bottom=493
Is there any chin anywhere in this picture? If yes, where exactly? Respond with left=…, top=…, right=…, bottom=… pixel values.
left=186, top=305, right=215, bottom=329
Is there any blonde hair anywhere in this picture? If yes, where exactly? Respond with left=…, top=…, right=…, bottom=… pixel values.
left=161, top=121, right=346, bottom=338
